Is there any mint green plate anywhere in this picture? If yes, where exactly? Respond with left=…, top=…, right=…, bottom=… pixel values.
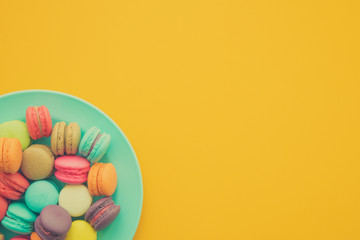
left=0, top=90, right=143, bottom=240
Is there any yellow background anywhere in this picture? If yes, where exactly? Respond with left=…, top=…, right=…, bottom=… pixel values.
left=0, top=1, right=360, bottom=239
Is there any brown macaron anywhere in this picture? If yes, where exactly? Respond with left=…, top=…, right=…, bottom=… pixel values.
left=21, top=144, right=54, bottom=180
left=51, top=122, right=81, bottom=156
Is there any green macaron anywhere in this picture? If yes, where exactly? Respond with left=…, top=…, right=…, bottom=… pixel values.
left=79, top=126, right=111, bottom=163
left=0, top=120, right=31, bottom=150
left=1, top=202, right=37, bottom=234
left=25, top=180, right=59, bottom=213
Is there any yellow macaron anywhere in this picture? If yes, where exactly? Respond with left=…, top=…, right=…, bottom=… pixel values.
left=65, top=220, right=97, bottom=240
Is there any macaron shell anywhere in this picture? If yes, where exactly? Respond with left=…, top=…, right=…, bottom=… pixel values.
left=2, top=218, right=33, bottom=235
left=65, top=220, right=97, bottom=240
left=35, top=205, right=71, bottom=240
left=98, top=163, right=117, bottom=196
left=0, top=138, right=22, bottom=174
left=55, top=171, right=88, bottom=184
left=0, top=196, right=9, bottom=221
left=59, top=185, right=92, bottom=217
left=0, top=172, right=30, bottom=200
left=55, top=156, right=90, bottom=170
left=87, top=133, right=111, bottom=163
left=39, top=205, right=72, bottom=233
left=26, top=107, right=41, bottom=140
left=51, top=122, right=65, bottom=156
left=0, top=138, right=4, bottom=172
left=79, top=127, right=100, bottom=158
left=21, top=144, right=54, bottom=180
left=0, top=180, right=22, bottom=200
left=25, top=180, right=59, bottom=213
left=7, top=203, right=37, bottom=222
left=65, top=122, right=81, bottom=155
left=30, top=232, right=41, bottom=240
left=0, top=121, right=31, bottom=150
left=38, top=106, right=52, bottom=138
left=10, top=236, right=31, bottom=240
left=87, top=163, right=102, bottom=196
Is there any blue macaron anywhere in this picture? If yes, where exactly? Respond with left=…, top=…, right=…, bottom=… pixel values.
left=79, top=126, right=111, bottom=163
left=25, top=180, right=59, bottom=213
left=1, top=202, right=37, bottom=234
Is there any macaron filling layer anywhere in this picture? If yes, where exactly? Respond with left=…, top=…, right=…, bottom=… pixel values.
left=89, top=204, right=113, bottom=226
left=55, top=171, right=89, bottom=183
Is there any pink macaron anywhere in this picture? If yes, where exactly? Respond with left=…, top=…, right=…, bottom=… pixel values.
left=55, top=155, right=91, bottom=184
left=9, top=236, right=30, bottom=240
left=26, top=106, right=52, bottom=140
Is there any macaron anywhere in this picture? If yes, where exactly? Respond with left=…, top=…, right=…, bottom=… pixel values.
left=0, top=172, right=30, bottom=200
left=30, top=232, right=41, bottom=240
left=21, top=144, right=54, bottom=180
left=35, top=205, right=71, bottom=240
left=87, top=163, right=117, bottom=196
left=1, top=202, right=37, bottom=234
left=55, top=155, right=90, bottom=184
left=9, top=236, right=30, bottom=240
left=26, top=106, right=52, bottom=140
left=0, top=120, right=31, bottom=150
left=0, top=137, right=22, bottom=173
left=0, top=233, right=3, bottom=240
left=25, top=180, right=59, bottom=213
left=0, top=196, right=9, bottom=221
left=64, top=220, right=97, bottom=240
left=79, top=126, right=111, bottom=163
left=59, top=185, right=92, bottom=217
left=51, top=122, right=81, bottom=156
left=85, top=197, right=121, bottom=231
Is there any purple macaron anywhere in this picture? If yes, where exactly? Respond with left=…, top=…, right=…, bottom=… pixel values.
left=35, top=205, right=72, bottom=240
left=85, top=197, right=120, bottom=231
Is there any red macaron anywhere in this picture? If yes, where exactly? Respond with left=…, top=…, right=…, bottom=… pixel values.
left=0, top=172, right=30, bottom=200
left=0, top=195, right=9, bottom=221
left=26, top=106, right=52, bottom=140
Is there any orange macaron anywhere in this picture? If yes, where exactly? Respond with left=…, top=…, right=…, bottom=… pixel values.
left=30, top=232, right=42, bottom=240
left=87, top=163, right=117, bottom=196
left=0, top=137, right=22, bottom=173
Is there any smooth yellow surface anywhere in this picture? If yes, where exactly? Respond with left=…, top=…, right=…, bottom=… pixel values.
left=0, top=1, right=360, bottom=239
left=65, top=220, right=97, bottom=240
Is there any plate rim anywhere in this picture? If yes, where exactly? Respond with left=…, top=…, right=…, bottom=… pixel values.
left=0, top=89, right=143, bottom=239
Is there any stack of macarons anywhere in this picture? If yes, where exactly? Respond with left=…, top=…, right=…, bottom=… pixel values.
left=0, top=105, right=121, bottom=240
